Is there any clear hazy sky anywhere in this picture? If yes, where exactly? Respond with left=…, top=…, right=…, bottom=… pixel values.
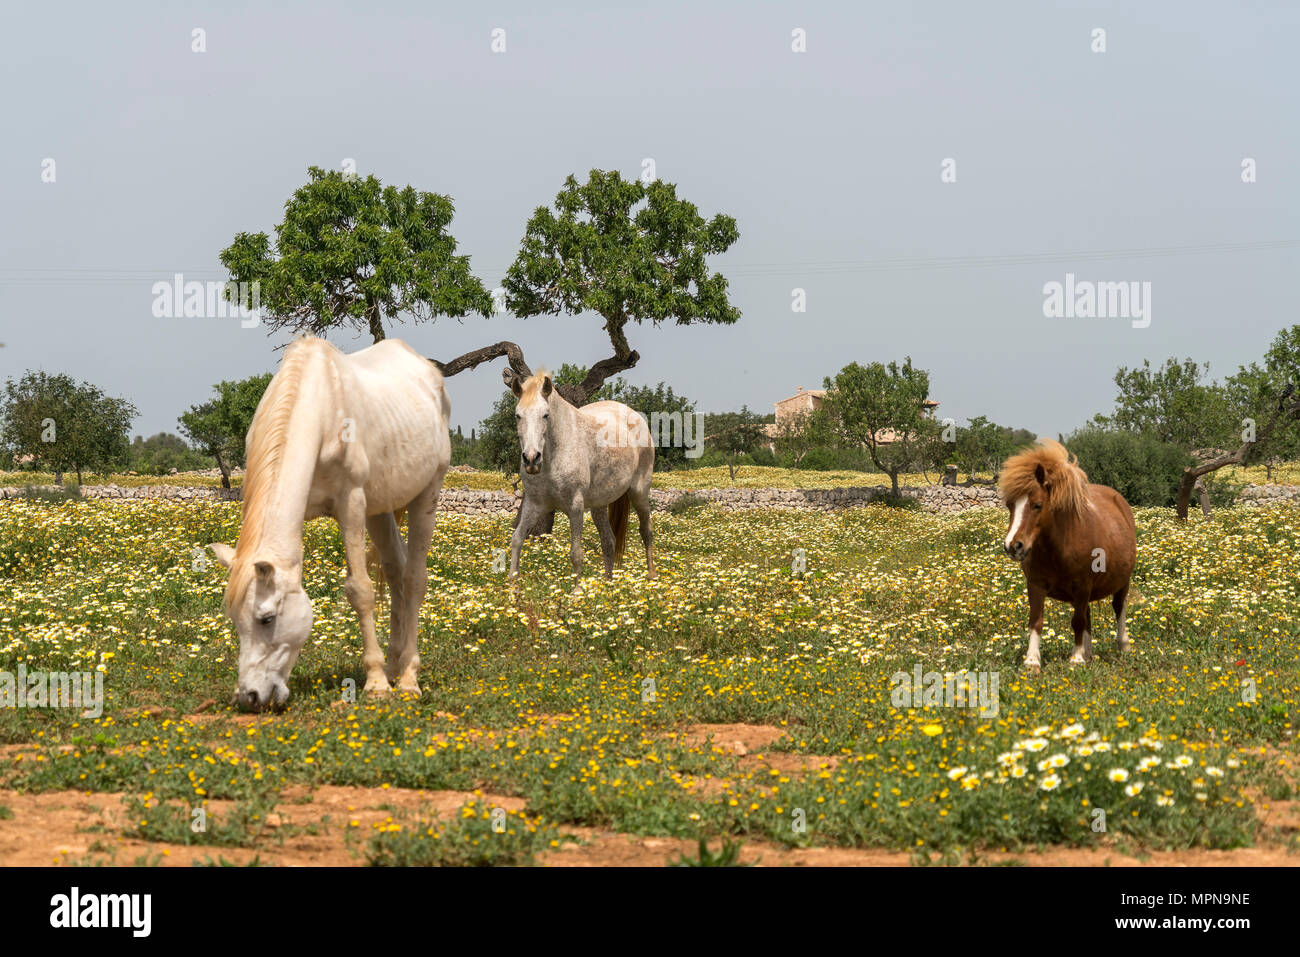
left=2, top=0, right=1296, bottom=439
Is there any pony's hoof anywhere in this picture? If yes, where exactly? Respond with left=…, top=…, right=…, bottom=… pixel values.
left=365, top=678, right=392, bottom=696
left=1023, top=661, right=1041, bottom=674
left=1068, top=656, right=1087, bottom=666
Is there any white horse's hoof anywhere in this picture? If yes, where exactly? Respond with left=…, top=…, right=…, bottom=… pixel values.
left=1023, top=661, right=1041, bottom=674
left=365, top=677, right=392, bottom=695
left=1068, top=656, right=1087, bottom=666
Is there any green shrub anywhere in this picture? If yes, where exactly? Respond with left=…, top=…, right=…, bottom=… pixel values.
left=1065, top=428, right=1193, bottom=507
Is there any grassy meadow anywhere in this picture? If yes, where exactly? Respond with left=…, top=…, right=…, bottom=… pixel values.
left=0, top=496, right=1296, bottom=864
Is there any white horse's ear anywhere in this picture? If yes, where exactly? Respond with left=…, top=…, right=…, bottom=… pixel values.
left=253, top=560, right=275, bottom=583
left=541, top=375, right=553, bottom=398
left=504, top=367, right=523, bottom=396
left=208, top=543, right=235, bottom=569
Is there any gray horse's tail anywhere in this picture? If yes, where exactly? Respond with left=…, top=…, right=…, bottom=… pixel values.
left=610, top=492, right=631, bottom=564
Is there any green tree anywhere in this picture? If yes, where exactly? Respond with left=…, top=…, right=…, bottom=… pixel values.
left=772, top=406, right=834, bottom=468
left=127, top=432, right=212, bottom=475
left=1172, top=324, right=1300, bottom=516
left=178, top=373, right=273, bottom=488
left=1092, top=357, right=1234, bottom=450
left=1067, top=428, right=1194, bottom=508
left=821, top=359, right=940, bottom=495
left=939, top=415, right=1030, bottom=482
left=220, top=166, right=493, bottom=343
left=1223, top=326, right=1300, bottom=480
left=437, top=170, right=739, bottom=405
left=0, top=371, right=137, bottom=485
left=605, top=379, right=698, bottom=470
left=707, top=406, right=767, bottom=482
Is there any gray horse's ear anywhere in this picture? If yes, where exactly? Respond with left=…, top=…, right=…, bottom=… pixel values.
left=541, top=375, right=553, bottom=398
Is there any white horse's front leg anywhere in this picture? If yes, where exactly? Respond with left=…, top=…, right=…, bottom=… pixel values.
left=341, top=491, right=389, bottom=695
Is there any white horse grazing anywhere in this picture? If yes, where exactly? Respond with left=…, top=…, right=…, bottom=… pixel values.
left=508, top=369, right=656, bottom=581
left=207, top=336, right=450, bottom=712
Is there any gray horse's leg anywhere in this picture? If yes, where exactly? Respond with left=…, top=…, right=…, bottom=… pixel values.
left=510, top=497, right=544, bottom=580
left=567, top=499, right=586, bottom=579
left=591, top=506, right=615, bottom=578
left=631, top=495, right=655, bottom=579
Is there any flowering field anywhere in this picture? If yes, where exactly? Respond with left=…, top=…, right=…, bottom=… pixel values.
left=0, top=497, right=1296, bottom=865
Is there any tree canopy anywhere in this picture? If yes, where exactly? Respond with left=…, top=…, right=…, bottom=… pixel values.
left=220, top=167, right=493, bottom=343
left=0, top=371, right=138, bottom=485
left=821, top=359, right=939, bottom=494
left=178, top=373, right=273, bottom=487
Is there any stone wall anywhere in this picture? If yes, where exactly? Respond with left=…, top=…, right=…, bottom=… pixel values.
left=0, top=482, right=1001, bottom=514
left=1238, top=483, right=1300, bottom=506
left=4, top=481, right=1296, bottom=514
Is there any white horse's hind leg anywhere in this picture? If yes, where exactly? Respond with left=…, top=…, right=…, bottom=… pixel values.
left=340, top=490, right=389, bottom=694
left=367, top=511, right=407, bottom=672
left=389, top=484, right=438, bottom=693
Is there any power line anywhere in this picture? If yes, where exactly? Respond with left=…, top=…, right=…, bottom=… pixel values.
left=0, top=239, right=1295, bottom=285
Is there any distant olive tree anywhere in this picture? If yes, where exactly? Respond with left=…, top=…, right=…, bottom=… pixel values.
left=0, top=371, right=137, bottom=485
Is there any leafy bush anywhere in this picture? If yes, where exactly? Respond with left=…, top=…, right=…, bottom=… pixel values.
left=1065, top=428, right=1194, bottom=507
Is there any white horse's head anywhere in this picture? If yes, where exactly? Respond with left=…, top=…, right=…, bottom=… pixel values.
left=208, top=543, right=314, bottom=712
left=511, top=370, right=553, bottom=475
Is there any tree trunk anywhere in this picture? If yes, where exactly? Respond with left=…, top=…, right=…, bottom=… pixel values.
left=214, top=450, right=231, bottom=489
left=889, top=470, right=900, bottom=496
left=366, top=301, right=385, bottom=343
left=74, top=464, right=83, bottom=486
left=1194, top=478, right=1212, bottom=517
left=54, top=471, right=63, bottom=486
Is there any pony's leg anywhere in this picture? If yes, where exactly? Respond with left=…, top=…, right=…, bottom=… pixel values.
left=1023, top=584, right=1046, bottom=673
left=1069, top=602, right=1093, bottom=665
left=591, top=506, right=615, bottom=579
left=510, top=497, right=544, bottom=580
left=567, top=499, right=586, bottom=580
left=632, top=495, right=656, bottom=580
left=1112, top=586, right=1130, bottom=654
left=341, top=490, right=389, bottom=695
left=389, top=486, right=438, bottom=693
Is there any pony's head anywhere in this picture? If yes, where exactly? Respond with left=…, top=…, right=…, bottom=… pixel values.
left=998, top=438, right=1090, bottom=562
left=510, top=369, right=553, bottom=475
left=207, top=544, right=314, bottom=712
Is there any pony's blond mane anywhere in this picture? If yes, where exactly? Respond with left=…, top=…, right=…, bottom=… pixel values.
left=225, top=342, right=310, bottom=609
left=999, top=438, right=1090, bottom=516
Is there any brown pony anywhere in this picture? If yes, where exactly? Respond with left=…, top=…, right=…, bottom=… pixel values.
left=999, top=439, right=1136, bottom=672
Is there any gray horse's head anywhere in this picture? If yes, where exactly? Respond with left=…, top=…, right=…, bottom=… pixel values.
left=510, top=370, right=553, bottom=474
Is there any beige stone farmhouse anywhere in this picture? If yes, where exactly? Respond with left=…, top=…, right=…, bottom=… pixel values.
left=764, top=387, right=939, bottom=446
